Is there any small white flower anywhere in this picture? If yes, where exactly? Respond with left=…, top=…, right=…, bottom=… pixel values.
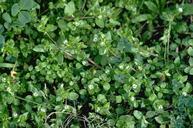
left=138, top=66, right=142, bottom=71
left=158, top=105, right=163, bottom=110
left=178, top=7, right=183, bottom=13
left=64, top=105, right=70, bottom=110
left=126, top=65, right=130, bottom=70
left=63, top=40, right=68, bottom=44
left=182, top=92, right=187, bottom=96
left=93, top=37, right=98, bottom=42
left=101, top=34, right=105, bottom=38
left=131, top=96, right=135, bottom=101
left=33, top=92, right=39, bottom=97
left=88, top=84, right=94, bottom=90
left=98, top=15, right=102, bottom=19
left=132, top=84, right=137, bottom=89
left=74, top=22, right=80, bottom=26
left=103, top=49, right=107, bottom=54
left=93, top=34, right=98, bottom=42
left=82, top=61, right=87, bottom=65
left=13, top=112, right=18, bottom=117
left=96, top=107, right=100, bottom=112
left=41, top=108, right=46, bottom=112
left=100, top=41, right=105, bottom=46
left=7, top=87, right=11, bottom=92
left=2, top=78, right=6, bottom=82
left=119, top=64, right=124, bottom=70
left=105, top=69, right=110, bottom=74
left=60, top=83, right=64, bottom=88
left=69, top=81, right=73, bottom=86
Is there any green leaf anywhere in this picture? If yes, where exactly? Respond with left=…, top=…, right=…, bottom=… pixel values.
left=132, top=14, right=151, bottom=23
left=184, top=67, right=191, bottom=73
left=0, top=24, right=4, bottom=33
left=100, top=55, right=108, bottom=66
left=146, top=111, right=157, bottom=118
left=153, top=99, right=165, bottom=110
left=5, top=55, right=16, bottom=63
left=133, top=110, right=143, bottom=120
left=57, top=19, right=67, bottom=30
left=57, top=52, right=64, bottom=64
left=0, top=35, right=5, bottom=49
left=189, top=57, right=193, bottom=66
left=68, top=92, right=79, bottom=100
left=33, top=45, right=45, bottom=52
left=188, top=47, right=193, bottom=56
left=161, top=11, right=175, bottom=22
left=95, top=18, right=105, bottom=28
left=116, top=96, right=122, bottom=103
left=97, top=94, right=107, bottom=103
left=103, top=83, right=110, bottom=91
left=45, top=24, right=57, bottom=32
left=18, top=11, right=31, bottom=25
left=155, top=116, right=163, bottom=124
left=2, top=12, right=12, bottom=23
left=19, top=0, right=34, bottom=10
left=182, top=83, right=192, bottom=94
left=18, top=112, right=28, bottom=123
left=144, top=1, right=157, bottom=12
left=0, top=63, right=15, bottom=68
left=116, top=107, right=124, bottom=114
left=175, top=22, right=187, bottom=33
left=155, top=115, right=170, bottom=124
left=174, top=56, right=180, bottom=64
left=141, top=116, right=149, bottom=128
left=183, top=4, right=193, bottom=15
left=116, top=115, right=135, bottom=128
left=65, top=1, right=76, bottom=16
left=117, top=38, right=132, bottom=52
left=189, top=68, right=193, bottom=75
left=11, top=3, right=20, bottom=16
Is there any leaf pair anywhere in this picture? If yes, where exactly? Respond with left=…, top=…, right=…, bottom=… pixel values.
left=10, top=0, right=38, bottom=26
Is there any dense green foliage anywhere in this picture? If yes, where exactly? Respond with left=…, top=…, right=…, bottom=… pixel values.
left=0, top=0, right=193, bottom=127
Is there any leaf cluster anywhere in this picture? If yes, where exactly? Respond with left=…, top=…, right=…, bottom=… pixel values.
left=0, top=0, right=193, bottom=127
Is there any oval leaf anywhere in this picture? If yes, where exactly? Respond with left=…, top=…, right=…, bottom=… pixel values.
left=33, top=45, right=45, bottom=52
left=0, top=63, right=15, bottom=68
left=11, top=3, right=20, bottom=16
left=19, top=0, right=34, bottom=10
left=0, top=35, right=5, bottom=49
left=2, top=12, right=12, bottom=23
left=65, top=1, right=76, bottom=16
left=18, top=11, right=31, bottom=25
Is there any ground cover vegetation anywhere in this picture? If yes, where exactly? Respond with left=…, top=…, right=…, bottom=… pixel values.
left=0, top=0, right=193, bottom=127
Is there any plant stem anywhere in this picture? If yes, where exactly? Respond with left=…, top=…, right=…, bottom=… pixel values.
left=167, top=22, right=172, bottom=61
